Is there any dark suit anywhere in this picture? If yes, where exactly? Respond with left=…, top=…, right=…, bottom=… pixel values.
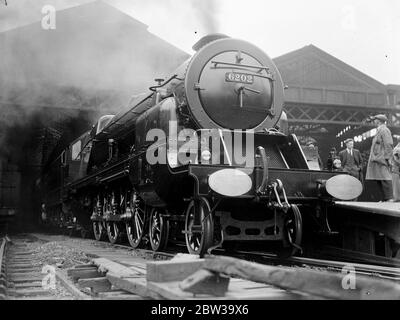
left=339, top=148, right=363, bottom=182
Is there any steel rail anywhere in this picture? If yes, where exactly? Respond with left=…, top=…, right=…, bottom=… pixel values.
left=231, top=249, right=400, bottom=282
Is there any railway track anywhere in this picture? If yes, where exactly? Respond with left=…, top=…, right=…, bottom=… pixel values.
left=159, top=241, right=400, bottom=282
left=0, top=235, right=86, bottom=300
left=117, top=245, right=400, bottom=283
left=230, top=250, right=400, bottom=282
left=2, top=233, right=400, bottom=299
left=36, top=232, right=400, bottom=284
left=0, top=237, right=7, bottom=299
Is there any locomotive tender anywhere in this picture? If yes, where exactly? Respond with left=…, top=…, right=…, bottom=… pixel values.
left=41, top=34, right=362, bottom=256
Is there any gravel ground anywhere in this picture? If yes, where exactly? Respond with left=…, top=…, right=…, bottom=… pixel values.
left=48, top=279, right=76, bottom=300
left=8, top=237, right=92, bottom=299
left=33, top=234, right=173, bottom=261
left=31, top=241, right=91, bottom=269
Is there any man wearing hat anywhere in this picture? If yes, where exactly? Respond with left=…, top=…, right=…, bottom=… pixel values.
left=339, top=138, right=363, bottom=181
left=366, top=114, right=394, bottom=201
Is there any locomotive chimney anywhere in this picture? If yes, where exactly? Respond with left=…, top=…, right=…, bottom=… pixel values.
left=192, top=33, right=230, bottom=51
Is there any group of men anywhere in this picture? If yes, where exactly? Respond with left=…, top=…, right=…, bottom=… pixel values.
left=336, top=114, right=398, bottom=202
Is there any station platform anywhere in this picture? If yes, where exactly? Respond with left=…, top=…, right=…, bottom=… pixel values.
left=334, top=201, right=400, bottom=218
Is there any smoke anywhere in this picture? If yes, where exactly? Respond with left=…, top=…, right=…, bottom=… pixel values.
left=0, top=0, right=190, bottom=162
left=158, top=0, right=220, bottom=34
left=191, top=0, right=219, bottom=34
left=0, top=0, right=220, bottom=229
left=106, top=0, right=221, bottom=50
left=0, top=0, right=94, bottom=32
left=0, top=0, right=187, bottom=224
left=0, top=0, right=201, bottom=229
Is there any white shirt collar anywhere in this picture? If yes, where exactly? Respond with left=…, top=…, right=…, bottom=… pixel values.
left=378, top=123, right=386, bottom=130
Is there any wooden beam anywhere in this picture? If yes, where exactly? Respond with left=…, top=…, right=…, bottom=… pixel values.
left=67, top=269, right=102, bottom=282
left=78, top=277, right=112, bottom=293
left=97, top=291, right=145, bottom=300
left=146, top=259, right=205, bottom=282
left=106, top=272, right=162, bottom=299
left=92, top=258, right=141, bottom=277
left=147, top=278, right=297, bottom=300
left=203, top=255, right=400, bottom=300
left=55, top=269, right=91, bottom=300
left=179, top=269, right=230, bottom=297
left=74, top=264, right=96, bottom=269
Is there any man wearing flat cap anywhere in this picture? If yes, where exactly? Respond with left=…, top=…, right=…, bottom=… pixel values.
left=339, top=138, right=363, bottom=182
left=366, top=114, right=394, bottom=201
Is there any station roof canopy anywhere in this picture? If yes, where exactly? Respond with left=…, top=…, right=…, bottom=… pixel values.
left=0, top=1, right=190, bottom=112
left=273, top=44, right=393, bottom=108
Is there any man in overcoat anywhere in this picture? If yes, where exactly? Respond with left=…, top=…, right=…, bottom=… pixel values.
left=365, top=114, right=394, bottom=201
left=339, top=138, right=363, bottom=182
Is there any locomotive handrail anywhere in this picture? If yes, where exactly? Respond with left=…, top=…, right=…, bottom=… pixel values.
left=210, top=60, right=274, bottom=80
left=149, top=74, right=179, bottom=91
left=256, top=146, right=268, bottom=194
left=211, top=60, right=270, bottom=71
left=263, top=128, right=285, bottom=135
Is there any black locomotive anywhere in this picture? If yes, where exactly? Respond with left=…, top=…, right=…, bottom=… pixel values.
left=41, top=34, right=362, bottom=256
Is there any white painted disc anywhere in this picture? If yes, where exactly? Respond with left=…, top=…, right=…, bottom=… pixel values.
left=326, top=174, right=363, bottom=200
left=208, top=169, right=252, bottom=197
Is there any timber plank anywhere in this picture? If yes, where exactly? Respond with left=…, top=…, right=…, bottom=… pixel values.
left=68, top=269, right=103, bottom=281
left=8, top=267, right=41, bottom=273
left=203, top=255, right=400, bottom=300
left=146, top=259, right=205, bottom=282
left=9, top=288, right=50, bottom=297
left=14, top=282, right=42, bottom=289
left=9, top=277, right=43, bottom=283
left=179, top=269, right=230, bottom=296
left=9, top=272, right=42, bottom=279
left=74, top=264, right=96, bottom=269
left=78, top=277, right=112, bottom=293
left=128, top=266, right=146, bottom=275
left=92, top=258, right=141, bottom=277
left=106, top=272, right=161, bottom=299
left=147, top=279, right=297, bottom=300
left=55, top=269, right=92, bottom=300
left=97, top=291, right=144, bottom=300
left=67, top=267, right=98, bottom=276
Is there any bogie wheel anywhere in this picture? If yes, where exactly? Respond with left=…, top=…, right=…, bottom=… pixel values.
left=126, top=192, right=147, bottom=249
left=185, top=198, right=214, bottom=256
left=93, top=221, right=105, bottom=241
left=278, top=204, right=303, bottom=258
left=149, top=208, right=169, bottom=251
left=106, top=222, right=121, bottom=244
left=105, top=191, right=121, bottom=244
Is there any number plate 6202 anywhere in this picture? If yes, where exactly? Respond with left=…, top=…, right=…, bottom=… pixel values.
left=225, top=72, right=254, bottom=84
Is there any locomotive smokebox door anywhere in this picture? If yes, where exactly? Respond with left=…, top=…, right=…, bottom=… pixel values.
left=184, top=37, right=284, bottom=130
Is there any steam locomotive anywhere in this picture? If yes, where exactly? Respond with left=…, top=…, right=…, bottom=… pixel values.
left=41, top=34, right=362, bottom=256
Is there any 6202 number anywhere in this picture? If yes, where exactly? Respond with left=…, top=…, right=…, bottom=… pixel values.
left=225, top=72, right=254, bottom=84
